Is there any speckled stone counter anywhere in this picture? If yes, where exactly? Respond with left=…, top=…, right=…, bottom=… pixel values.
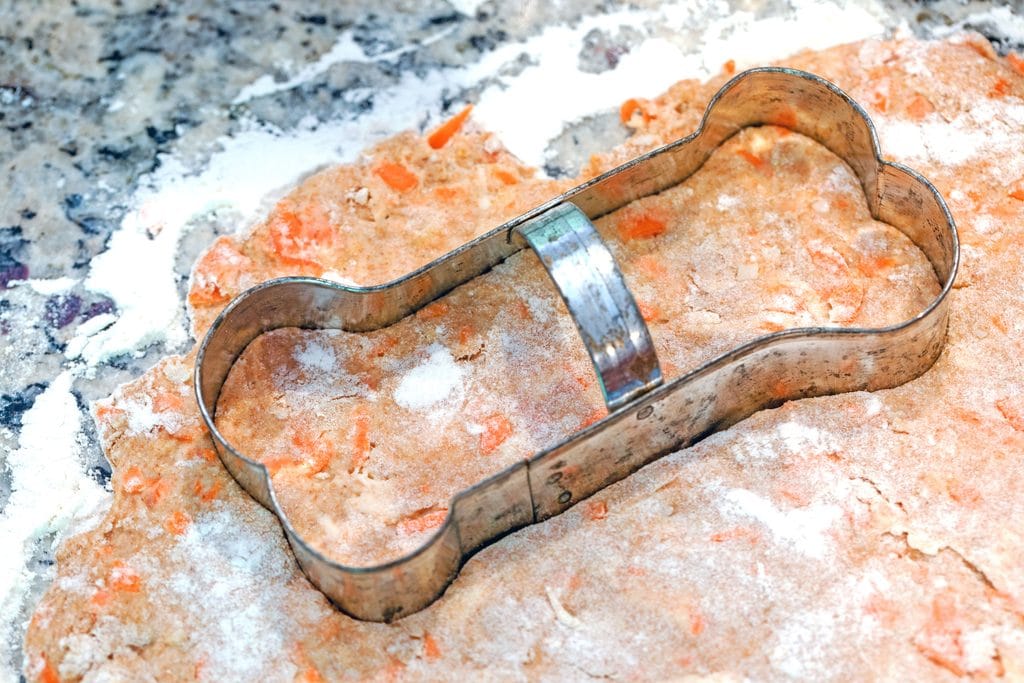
left=2, top=0, right=1021, bottom=679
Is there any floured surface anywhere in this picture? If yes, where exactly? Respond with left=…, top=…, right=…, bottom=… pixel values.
left=215, top=126, right=935, bottom=566
left=23, top=36, right=1024, bottom=681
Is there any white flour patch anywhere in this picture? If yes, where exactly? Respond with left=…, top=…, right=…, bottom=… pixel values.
left=15, top=277, right=79, bottom=295
left=394, top=344, right=464, bottom=411
left=117, top=393, right=184, bottom=438
left=776, top=421, right=840, bottom=456
left=717, top=194, right=741, bottom=211
left=0, top=372, right=109, bottom=681
left=715, top=487, right=840, bottom=559
left=724, top=420, right=840, bottom=464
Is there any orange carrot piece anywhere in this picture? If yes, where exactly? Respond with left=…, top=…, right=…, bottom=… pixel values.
left=109, top=561, right=141, bottom=592
left=398, top=508, right=448, bottom=535
left=990, top=77, right=1012, bottom=98
left=188, top=237, right=250, bottom=307
left=39, top=655, right=61, bottom=683
left=579, top=407, right=606, bottom=428
left=433, top=186, right=459, bottom=202
left=121, top=466, right=147, bottom=494
left=493, top=169, right=519, bottom=185
left=190, top=447, right=218, bottom=462
left=722, top=59, right=736, bottom=75
left=857, top=255, right=897, bottom=277
left=620, top=98, right=653, bottom=124
left=620, top=98, right=641, bottom=123
left=585, top=500, right=608, bottom=521
left=997, top=398, right=1024, bottom=432
left=374, top=161, right=419, bottom=192
left=165, top=509, right=190, bottom=536
left=514, top=300, right=532, bottom=320
left=427, top=104, right=473, bottom=149
left=736, top=148, right=765, bottom=168
left=946, top=480, right=980, bottom=505
left=1009, top=179, right=1024, bottom=201
left=152, top=390, right=185, bottom=413
left=94, top=403, right=120, bottom=421
left=637, top=300, right=663, bottom=323
left=710, top=527, right=756, bottom=543
left=90, top=589, right=112, bottom=608
left=292, top=430, right=333, bottom=475
left=416, top=300, right=449, bottom=320
left=422, top=633, right=442, bottom=661
left=479, top=413, right=513, bottom=455
left=618, top=212, right=667, bottom=240
left=141, top=477, right=170, bottom=509
left=194, top=479, right=222, bottom=503
left=634, top=253, right=667, bottom=279
left=262, top=455, right=297, bottom=476
left=690, top=612, right=706, bottom=636
left=906, top=95, right=933, bottom=121
left=372, top=335, right=398, bottom=358
left=1008, top=52, right=1024, bottom=77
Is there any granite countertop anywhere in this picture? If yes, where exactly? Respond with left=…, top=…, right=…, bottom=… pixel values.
left=1, top=0, right=1021, bottom=679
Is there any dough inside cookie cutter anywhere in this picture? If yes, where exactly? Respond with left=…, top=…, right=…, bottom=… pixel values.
left=195, top=68, right=958, bottom=622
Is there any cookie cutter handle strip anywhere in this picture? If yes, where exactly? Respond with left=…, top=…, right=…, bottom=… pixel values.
left=518, top=202, right=662, bottom=410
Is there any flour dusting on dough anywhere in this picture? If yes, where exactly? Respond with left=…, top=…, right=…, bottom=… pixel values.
left=716, top=487, right=840, bottom=559
left=294, top=339, right=338, bottom=374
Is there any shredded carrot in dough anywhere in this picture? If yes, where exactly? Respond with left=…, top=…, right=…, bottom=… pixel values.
left=479, top=413, right=513, bottom=455
left=736, top=148, right=765, bottom=168
left=422, top=633, right=442, bottom=660
left=493, top=168, right=519, bottom=185
left=1007, top=52, right=1024, bottom=77
left=374, top=161, right=419, bottom=192
left=165, top=509, right=191, bottom=536
left=619, top=98, right=652, bottom=124
left=617, top=211, right=667, bottom=240
left=108, top=561, right=141, bottom=593
left=905, top=94, right=933, bottom=121
left=584, top=499, right=608, bottom=521
left=39, top=656, right=61, bottom=683
left=989, top=77, right=1012, bottom=98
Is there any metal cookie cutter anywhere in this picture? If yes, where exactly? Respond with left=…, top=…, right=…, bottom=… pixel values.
left=195, top=68, right=958, bottom=622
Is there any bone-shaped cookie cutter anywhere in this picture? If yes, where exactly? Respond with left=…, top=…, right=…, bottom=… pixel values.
left=195, top=68, right=958, bottom=622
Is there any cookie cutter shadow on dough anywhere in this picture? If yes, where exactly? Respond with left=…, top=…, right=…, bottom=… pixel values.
left=195, top=68, right=958, bottom=622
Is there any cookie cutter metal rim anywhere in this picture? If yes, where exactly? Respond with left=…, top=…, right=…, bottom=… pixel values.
left=195, top=67, right=959, bottom=622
